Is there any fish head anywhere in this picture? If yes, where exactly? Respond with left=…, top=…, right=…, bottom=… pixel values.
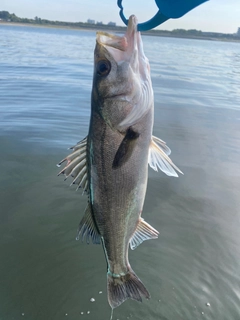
left=92, top=15, right=153, bottom=131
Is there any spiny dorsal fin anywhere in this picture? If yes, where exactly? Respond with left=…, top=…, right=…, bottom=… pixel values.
left=148, top=137, right=183, bottom=177
left=57, top=137, right=89, bottom=193
left=76, top=203, right=101, bottom=245
left=130, top=218, right=159, bottom=250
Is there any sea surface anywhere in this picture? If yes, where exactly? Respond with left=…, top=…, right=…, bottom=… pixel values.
left=0, top=24, right=240, bottom=320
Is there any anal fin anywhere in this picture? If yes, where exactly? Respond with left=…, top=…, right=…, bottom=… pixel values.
left=130, top=218, right=159, bottom=250
left=76, top=203, right=101, bottom=245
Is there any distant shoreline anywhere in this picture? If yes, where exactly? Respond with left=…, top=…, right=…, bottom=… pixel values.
left=1, top=21, right=240, bottom=43
left=0, top=21, right=96, bottom=32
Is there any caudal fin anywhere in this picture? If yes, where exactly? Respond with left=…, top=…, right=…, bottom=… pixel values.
left=107, top=269, right=150, bottom=308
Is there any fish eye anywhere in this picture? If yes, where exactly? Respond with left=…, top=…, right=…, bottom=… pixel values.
left=96, top=60, right=111, bottom=76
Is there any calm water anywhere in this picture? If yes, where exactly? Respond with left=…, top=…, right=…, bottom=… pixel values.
left=0, top=24, right=240, bottom=320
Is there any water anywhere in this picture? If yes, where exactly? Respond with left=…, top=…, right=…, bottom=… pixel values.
left=0, top=24, right=240, bottom=320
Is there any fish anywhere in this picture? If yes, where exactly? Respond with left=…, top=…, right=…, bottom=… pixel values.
left=57, top=15, right=182, bottom=309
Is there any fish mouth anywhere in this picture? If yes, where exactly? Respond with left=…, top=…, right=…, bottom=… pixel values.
left=96, top=15, right=139, bottom=62
left=125, top=14, right=138, bottom=44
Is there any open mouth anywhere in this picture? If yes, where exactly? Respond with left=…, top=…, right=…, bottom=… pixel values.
left=96, top=15, right=138, bottom=50
left=97, top=32, right=128, bottom=51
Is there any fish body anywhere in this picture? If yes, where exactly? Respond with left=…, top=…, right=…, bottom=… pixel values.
left=89, top=103, right=153, bottom=308
left=88, top=16, right=155, bottom=307
left=58, top=15, right=182, bottom=309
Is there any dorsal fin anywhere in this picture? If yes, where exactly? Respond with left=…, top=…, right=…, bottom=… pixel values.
left=57, top=137, right=89, bottom=193
left=130, top=218, right=159, bottom=250
left=76, top=202, right=101, bottom=245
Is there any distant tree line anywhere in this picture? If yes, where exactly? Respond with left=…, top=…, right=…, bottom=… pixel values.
left=0, top=10, right=19, bottom=21
left=171, top=28, right=239, bottom=38
left=0, top=10, right=124, bottom=30
left=0, top=11, right=239, bottom=40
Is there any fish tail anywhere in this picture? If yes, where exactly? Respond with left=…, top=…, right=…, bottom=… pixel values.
left=107, top=269, right=150, bottom=308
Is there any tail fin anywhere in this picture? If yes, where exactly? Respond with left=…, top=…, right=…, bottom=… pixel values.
left=107, top=269, right=150, bottom=308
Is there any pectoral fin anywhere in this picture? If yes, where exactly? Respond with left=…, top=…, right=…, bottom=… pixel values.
left=112, top=128, right=139, bottom=169
left=130, top=218, right=159, bottom=250
left=57, top=137, right=89, bottom=193
left=76, top=202, right=101, bottom=244
left=152, top=135, right=171, bottom=155
left=148, top=136, right=183, bottom=177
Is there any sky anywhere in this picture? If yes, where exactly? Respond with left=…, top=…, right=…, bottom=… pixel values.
left=1, top=0, right=240, bottom=34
